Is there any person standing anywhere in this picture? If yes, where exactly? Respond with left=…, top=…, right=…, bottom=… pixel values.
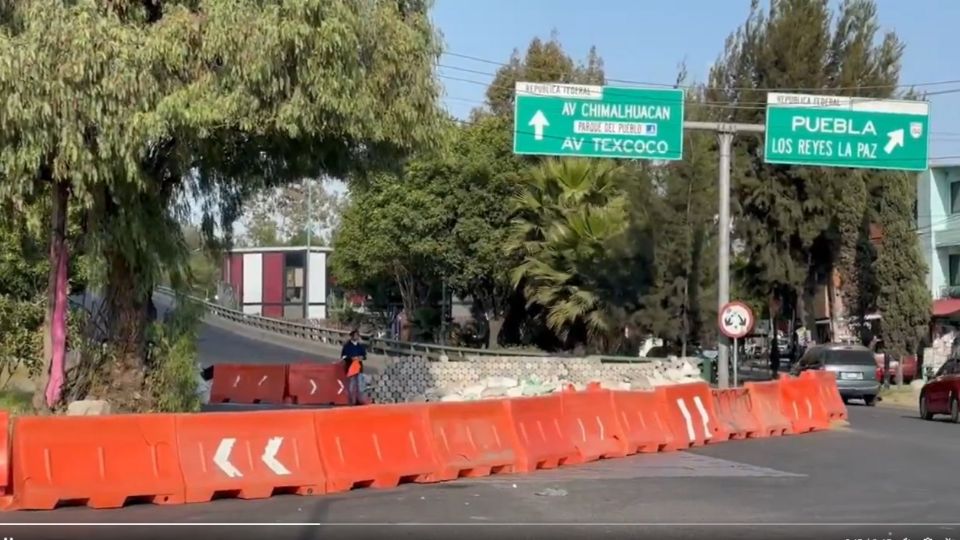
left=770, top=334, right=781, bottom=380
left=340, top=330, right=367, bottom=405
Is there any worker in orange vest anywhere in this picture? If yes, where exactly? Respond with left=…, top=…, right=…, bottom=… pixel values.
left=340, top=329, right=367, bottom=405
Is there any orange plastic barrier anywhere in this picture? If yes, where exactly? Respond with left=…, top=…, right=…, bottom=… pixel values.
left=507, top=394, right=579, bottom=472
left=778, top=375, right=830, bottom=433
left=9, top=415, right=184, bottom=510
left=743, top=381, right=792, bottom=437
left=560, top=389, right=628, bottom=463
left=209, top=364, right=287, bottom=404
left=287, top=363, right=349, bottom=405
left=421, top=400, right=518, bottom=482
left=800, top=370, right=848, bottom=421
left=175, top=411, right=325, bottom=503
left=610, top=390, right=677, bottom=454
left=313, top=404, right=439, bottom=492
left=0, top=410, right=8, bottom=497
left=711, top=388, right=763, bottom=440
left=657, top=382, right=728, bottom=447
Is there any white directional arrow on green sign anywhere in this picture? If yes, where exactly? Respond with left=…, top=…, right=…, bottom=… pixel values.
left=764, top=92, right=930, bottom=171
left=513, top=82, right=684, bottom=160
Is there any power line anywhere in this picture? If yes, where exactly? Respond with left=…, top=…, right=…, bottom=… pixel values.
left=437, top=68, right=960, bottom=111
left=443, top=50, right=960, bottom=94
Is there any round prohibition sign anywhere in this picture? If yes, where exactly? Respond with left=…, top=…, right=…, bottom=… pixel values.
left=718, top=301, right=755, bottom=340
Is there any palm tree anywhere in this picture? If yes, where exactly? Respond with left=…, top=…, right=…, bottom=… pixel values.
left=504, top=158, right=629, bottom=349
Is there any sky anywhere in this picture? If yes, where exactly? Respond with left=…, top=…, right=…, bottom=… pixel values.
left=431, top=0, right=960, bottom=164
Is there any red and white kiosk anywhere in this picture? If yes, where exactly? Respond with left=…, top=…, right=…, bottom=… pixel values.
left=220, top=246, right=331, bottom=320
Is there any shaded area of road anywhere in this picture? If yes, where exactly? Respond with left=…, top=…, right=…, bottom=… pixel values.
left=151, top=292, right=336, bottom=366
left=5, top=404, right=957, bottom=540
left=194, top=320, right=333, bottom=366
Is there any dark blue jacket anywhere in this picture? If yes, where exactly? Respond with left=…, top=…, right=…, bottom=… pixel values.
left=341, top=340, right=367, bottom=373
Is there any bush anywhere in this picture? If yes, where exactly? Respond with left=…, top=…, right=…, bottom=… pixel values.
left=0, top=295, right=45, bottom=390
left=144, top=297, right=204, bottom=412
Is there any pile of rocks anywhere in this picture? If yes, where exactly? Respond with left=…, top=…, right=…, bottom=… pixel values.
left=423, top=356, right=702, bottom=403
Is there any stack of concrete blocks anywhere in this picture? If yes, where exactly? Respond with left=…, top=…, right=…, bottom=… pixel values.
left=364, top=354, right=702, bottom=404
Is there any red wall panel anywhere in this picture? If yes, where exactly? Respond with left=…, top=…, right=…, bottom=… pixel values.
left=262, top=305, right=283, bottom=318
left=229, top=254, right=243, bottom=302
left=262, top=252, right=285, bottom=307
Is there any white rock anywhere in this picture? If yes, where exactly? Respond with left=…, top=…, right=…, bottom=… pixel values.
left=196, top=375, right=212, bottom=404
left=66, top=400, right=112, bottom=416
left=505, top=387, right=525, bottom=398
left=462, top=384, right=486, bottom=398
left=481, top=386, right=509, bottom=398
left=598, top=380, right=631, bottom=391
left=440, top=394, right=466, bottom=402
left=483, top=376, right=519, bottom=389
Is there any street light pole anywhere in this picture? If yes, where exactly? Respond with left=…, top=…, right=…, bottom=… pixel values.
left=306, top=177, right=313, bottom=250
left=682, top=121, right=764, bottom=389
left=305, top=177, right=313, bottom=319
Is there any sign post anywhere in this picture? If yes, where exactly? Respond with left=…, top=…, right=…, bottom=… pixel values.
left=513, top=82, right=684, bottom=161
left=719, top=301, right=755, bottom=388
left=764, top=92, right=930, bottom=171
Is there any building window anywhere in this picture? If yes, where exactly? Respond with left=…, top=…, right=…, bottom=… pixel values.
left=950, top=254, right=960, bottom=287
left=951, top=182, right=960, bottom=214
left=284, top=252, right=305, bottom=302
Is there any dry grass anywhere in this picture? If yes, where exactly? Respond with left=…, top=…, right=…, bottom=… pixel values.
left=878, top=385, right=919, bottom=409
left=0, top=388, right=34, bottom=416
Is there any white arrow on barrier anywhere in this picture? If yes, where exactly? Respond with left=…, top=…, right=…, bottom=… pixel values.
left=258, top=375, right=268, bottom=386
left=232, top=375, right=241, bottom=388
left=309, top=379, right=317, bottom=395
left=214, top=438, right=243, bottom=478
left=262, top=436, right=292, bottom=476
left=337, top=379, right=344, bottom=395
left=676, top=398, right=696, bottom=443
left=692, top=396, right=712, bottom=440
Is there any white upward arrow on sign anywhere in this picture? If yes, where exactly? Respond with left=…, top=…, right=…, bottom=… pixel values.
left=528, top=110, right=549, bottom=141
left=214, top=438, right=243, bottom=478
left=884, top=128, right=904, bottom=154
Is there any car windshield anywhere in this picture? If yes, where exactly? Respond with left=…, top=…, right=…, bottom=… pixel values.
left=823, top=349, right=876, bottom=366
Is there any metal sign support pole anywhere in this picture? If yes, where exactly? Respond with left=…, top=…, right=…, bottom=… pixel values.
left=683, top=122, right=765, bottom=389
left=733, top=337, right=739, bottom=387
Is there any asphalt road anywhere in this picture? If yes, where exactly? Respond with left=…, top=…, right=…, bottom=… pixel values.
left=5, top=404, right=959, bottom=540
left=151, top=292, right=336, bottom=366
left=195, top=321, right=333, bottom=366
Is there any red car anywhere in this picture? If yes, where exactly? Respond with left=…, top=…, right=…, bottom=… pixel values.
left=874, top=353, right=917, bottom=383
left=919, top=358, right=960, bottom=422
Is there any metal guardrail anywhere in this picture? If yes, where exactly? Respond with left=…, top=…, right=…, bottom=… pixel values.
left=155, top=286, right=554, bottom=361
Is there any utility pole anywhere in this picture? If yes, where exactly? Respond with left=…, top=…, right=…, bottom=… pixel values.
left=683, top=121, right=764, bottom=388
left=306, top=177, right=313, bottom=250
left=305, top=177, right=313, bottom=319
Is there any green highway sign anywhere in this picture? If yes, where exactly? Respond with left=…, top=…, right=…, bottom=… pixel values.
left=764, top=92, right=930, bottom=171
left=513, top=82, right=684, bottom=160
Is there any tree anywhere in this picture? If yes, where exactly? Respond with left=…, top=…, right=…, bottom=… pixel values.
left=505, top=159, right=634, bottom=350
left=460, top=34, right=607, bottom=346
left=442, top=113, right=524, bottom=347
left=485, top=31, right=604, bottom=117
left=872, top=175, right=930, bottom=357
left=239, top=180, right=346, bottom=247
left=0, top=0, right=442, bottom=410
left=706, top=0, right=911, bottom=342
left=332, top=145, right=458, bottom=322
